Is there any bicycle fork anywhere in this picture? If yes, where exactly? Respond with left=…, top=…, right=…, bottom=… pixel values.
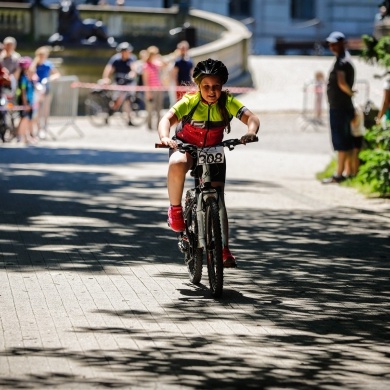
left=196, top=189, right=228, bottom=250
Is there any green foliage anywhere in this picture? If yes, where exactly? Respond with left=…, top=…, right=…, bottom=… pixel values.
left=355, top=34, right=390, bottom=197
left=375, top=35, right=390, bottom=68
left=361, top=34, right=379, bottom=63
left=354, top=123, right=390, bottom=197
left=361, top=34, right=390, bottom=67
left=316, top=159, right=337, bottom=180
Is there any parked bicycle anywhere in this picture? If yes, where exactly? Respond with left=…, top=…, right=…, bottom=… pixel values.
left=156, top=137, right=258, bottom=298
left=0, top=94, right=17, bottom=143
left=85, top=79, right=146, bottom=127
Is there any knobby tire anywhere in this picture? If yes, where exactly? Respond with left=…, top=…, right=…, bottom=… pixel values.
left=184, top=189, right=203, bottom=284
left=85, top=92, right=109, bottom=127
left=0, top=111, right=16, bottom=143
left=128, top=96, right=147, bottom=127
left=205, top=197, right=223, bottom=298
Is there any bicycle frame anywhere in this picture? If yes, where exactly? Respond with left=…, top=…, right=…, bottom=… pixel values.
left=194, top=162, right=227, bottom=250
left=156, top=137, right=258, bottom=248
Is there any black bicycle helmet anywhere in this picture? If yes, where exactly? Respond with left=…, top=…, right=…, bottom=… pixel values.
left=193, top=58, right=229, bottom=85
left=116, top=42, right=133, bottom=52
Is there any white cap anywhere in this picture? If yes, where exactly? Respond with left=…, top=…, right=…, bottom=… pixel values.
left=326, top=31, right=345, bottom=43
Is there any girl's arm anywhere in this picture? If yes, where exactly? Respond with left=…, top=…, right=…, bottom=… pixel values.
left=239, top=109, right=260, bottom=143
left=158, top=110, right=179, bottom=146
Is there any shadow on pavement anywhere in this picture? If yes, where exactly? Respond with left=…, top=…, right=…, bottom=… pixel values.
left=0, top=146, right=389, bottom=388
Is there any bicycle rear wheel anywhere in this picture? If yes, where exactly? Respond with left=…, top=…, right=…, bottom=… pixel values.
left=85, top=91, right=110, bottom=127
left=121, top=95, right=147, bottom=127
left=184, top=189, right=203, bottom=284
left=205, top=197, right=223, bottom=298
left=0, top=111, right=16, bottom=143
left=130, top=95, right=147, bottom=126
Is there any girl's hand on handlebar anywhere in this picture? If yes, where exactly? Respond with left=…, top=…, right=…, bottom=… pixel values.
left=160, top=137, right=178, bottom=148
left=240, top=133, right=258, bottom=144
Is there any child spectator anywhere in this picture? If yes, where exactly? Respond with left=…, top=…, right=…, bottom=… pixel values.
left=314, top=71, right=325, bottom=123
left=31, top=46, right=61, bottom=139
left=16, top=57, right=37, bottom=144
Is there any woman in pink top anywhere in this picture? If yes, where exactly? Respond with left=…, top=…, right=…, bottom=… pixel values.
left=142, top=46, right=165, bottom=130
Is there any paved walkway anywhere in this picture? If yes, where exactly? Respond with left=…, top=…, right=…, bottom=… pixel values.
left=0, top=56, right=390, bottom=389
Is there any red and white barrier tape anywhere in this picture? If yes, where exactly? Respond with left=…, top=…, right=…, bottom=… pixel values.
left=71, top=81, right=254, bottom=94
left=0, top=103, right=38, bottom=112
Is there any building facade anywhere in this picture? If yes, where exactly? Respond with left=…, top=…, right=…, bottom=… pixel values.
left=183, top=0, right=379, bottom=54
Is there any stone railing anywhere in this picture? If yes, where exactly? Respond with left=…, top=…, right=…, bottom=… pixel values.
left=0, top=2, right=31, bottom=38
left=188, top=10, right=251, bottom=80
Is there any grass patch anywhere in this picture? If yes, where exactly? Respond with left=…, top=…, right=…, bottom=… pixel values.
left=316, top=158, right=336, bottom=180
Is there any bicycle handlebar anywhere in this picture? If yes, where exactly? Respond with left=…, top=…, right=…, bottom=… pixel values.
left=155, top=137, right=258, bottom=152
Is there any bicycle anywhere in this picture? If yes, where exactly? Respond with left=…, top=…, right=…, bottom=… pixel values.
left=156, top=137, right=258, bottom=298
left=85, top=79, right=146, bottom=127
left=0, top=94, right=17, bottom=143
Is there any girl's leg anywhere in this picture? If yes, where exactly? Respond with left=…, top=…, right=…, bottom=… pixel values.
left=166, top=151, right=193, bottom=232
left=42, top=93, right=52, bottom=130
left=167, top=150, right=192, bottom=205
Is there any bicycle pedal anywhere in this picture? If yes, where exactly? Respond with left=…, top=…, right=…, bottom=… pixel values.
left=178, top=234, right=189, bottom=253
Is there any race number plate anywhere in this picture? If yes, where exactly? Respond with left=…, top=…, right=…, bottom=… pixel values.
left=197, top=146, right=225, bottom=165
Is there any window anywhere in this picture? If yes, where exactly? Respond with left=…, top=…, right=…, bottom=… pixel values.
left=229, top=0, right=252, bottom=19
left=164, top=0, right=176, bottom=7
left=291, top=0, right=315, bottom=20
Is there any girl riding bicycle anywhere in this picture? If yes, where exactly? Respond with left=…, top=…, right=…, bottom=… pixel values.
left=158, top=58, right=260, bottom=267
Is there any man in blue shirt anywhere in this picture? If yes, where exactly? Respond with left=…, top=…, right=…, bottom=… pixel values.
left=102, top=42, right=137, bottom=123
left=172, top=40, right=193, bottom=101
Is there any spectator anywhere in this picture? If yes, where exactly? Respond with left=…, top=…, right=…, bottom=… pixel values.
left=350, top=104, right=365, bottom=176
left=142, top=45, right=166, bottom=130
left=314, top=70, right=325, bottom=123
left=375, top=1, right=390, bottom=21
left=30, top=46, right=61, bottom=140
left=0, top=62, right=11, bottom=92
left=322, top=32, right=356, bottom=184
left=16, top=57, right=37, bottom=144
left=0, top=36, right=21, bottom=98
left=0, top=62, right=11, bottom=142
left=102, top=41, right=137, bottom=125
left=172, top=40, right=193, bottom=101
left=0, top=37, right=21, bottom=76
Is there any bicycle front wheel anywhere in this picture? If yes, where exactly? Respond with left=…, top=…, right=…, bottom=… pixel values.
left=184, top=189, right=203, bottom=284
left=205, top=197, right=223, bottom=298
left=85, top=92, right=109, bottom=127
